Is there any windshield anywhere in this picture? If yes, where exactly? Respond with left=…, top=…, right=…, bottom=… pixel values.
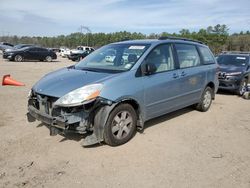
left=217, top=55, right=249, bottom=66
left=75, top=43, right=150, bottom=73
left=14, top=44, right=31, bottom=49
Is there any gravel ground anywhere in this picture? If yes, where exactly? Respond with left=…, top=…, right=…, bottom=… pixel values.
left=0, top=56, right=250, bottom=188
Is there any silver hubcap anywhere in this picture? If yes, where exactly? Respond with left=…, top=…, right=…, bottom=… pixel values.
left=240, top=81, right=247, bottom=95
left=203, top=91, right=212, bottom=108
left=15, top=55, right=22, bottom=61
left=46, top=56, right=52, bottom=61
left=111, top=111, right=133, bottom=140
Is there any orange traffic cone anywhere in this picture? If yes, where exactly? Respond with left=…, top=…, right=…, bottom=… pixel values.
left=2, top=75, right=25, bottom=86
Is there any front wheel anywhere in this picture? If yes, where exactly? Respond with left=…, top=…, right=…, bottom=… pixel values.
left=237, top=78, right=248, bottom=96
left=196, top=87, right=213, bottom=112
left=14, top=55, right=23, bottom=62
left=103, top=104, right=137, bottom=146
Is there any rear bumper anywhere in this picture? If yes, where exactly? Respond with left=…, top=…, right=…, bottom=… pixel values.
left=53, top=54, right=57, bottom=59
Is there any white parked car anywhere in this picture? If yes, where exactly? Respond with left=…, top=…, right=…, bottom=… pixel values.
left=70, top=46, right=95, bottom=54
left=60, top=48, right=71, bottom=58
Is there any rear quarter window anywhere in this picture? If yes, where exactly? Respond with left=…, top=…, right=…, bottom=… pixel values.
left=198, top=46, right=215, bottom=64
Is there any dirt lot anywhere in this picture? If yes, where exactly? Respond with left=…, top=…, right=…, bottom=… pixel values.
left=0, top=55, right=250, bottom=188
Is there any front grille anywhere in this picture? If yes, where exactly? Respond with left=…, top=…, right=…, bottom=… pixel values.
left=30, top=92, right=58, bottom=116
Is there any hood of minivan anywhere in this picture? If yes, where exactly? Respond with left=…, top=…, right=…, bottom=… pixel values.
left=32, top=67, right=117, bottom=98
left=218, top=64, right=246, bottom=73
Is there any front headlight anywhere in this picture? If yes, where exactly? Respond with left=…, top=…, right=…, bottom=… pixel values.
left=226, top=72, right=242, bottom=76
left=7, top=52, right=13, bottom=56
left=54, top=83, right=103, bottom=107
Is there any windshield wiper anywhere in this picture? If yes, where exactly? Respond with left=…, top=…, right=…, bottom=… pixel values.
left=77, top=67, right=125, bottom=73
left=79, top=67, right=104, bottom=72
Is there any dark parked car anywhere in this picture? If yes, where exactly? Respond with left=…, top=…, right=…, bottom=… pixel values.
left=27, top=37, right=218, bottom=147
left=3, top=44, right=34, bottom=53
left=0, top=42, right=13, bottom=46
left=0, top=42, right=14, bottom=51
left=4, top=46, right=57, bottom=62
left=68, top=50, right=94, bottom=62
left=217, top=51, right=250, bottom=95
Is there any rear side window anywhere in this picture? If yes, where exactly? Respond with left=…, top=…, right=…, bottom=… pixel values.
left=198, top=46, right=215, bottom=64
left=175, top=44, right=201, bottom=68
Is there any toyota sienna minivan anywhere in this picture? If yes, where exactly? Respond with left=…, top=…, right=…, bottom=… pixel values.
left=27, top=37, right=219, bottom=147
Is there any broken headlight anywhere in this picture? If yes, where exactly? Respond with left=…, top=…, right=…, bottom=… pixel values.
left=54, top=83, right=103, bottom=107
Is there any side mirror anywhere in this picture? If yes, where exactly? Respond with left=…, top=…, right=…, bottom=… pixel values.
left=141, top=63, right=157, bottom=75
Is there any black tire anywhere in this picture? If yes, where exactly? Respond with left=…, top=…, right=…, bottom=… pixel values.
left=14, top=55, right=23, bottom=62
left=196, top=87, right=213, bottom=112
left=237, top=78, right=248, bottom=96
left=45, top=56, right=52, bottom=62
left=104, top=104, right=137, bottom=146
left=77, top=57, right=81, bottom=62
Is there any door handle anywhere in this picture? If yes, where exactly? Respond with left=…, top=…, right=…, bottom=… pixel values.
left=173, top=73, right=179, bottom=78
left=181, top=71, right=186, bottom=76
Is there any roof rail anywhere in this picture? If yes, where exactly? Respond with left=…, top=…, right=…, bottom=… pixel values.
left=158, top=36, right=205, bottom=44
left=221, top=51, right=250, bottom=55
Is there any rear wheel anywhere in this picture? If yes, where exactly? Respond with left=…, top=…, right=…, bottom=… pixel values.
left=196, top=87, right=213, bottom=112
left=45, top=56, right=52, bottom=62
left=14, top=55, right=23, bottom=62
left=104, top=104, right=137, bottom=146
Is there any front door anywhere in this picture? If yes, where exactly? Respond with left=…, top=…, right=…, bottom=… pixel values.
left=25, top=47, right=40, bottom=60
left=142, top=44, right=181, bottom=120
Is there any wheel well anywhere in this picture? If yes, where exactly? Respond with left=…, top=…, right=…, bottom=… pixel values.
left=118, top=99, right=143, bottom=129
left=206, top=82, right=215, bottom=98
left=118, top=99, right=140, bottom=116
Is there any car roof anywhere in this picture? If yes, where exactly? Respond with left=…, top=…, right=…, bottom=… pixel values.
left=112, top=39, right=207, bottom=47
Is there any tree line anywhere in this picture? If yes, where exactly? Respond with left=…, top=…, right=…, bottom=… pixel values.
left=1, top=24, right=250, bottom=55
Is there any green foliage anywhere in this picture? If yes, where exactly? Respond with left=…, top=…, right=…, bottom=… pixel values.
left=1, top=24, right=250, bottom=54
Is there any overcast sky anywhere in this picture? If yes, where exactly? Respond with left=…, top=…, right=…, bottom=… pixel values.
left=0, top=0, right=250, bottom=36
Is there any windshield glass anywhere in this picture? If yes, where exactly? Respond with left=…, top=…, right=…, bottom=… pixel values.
left=217, top=55, right=249, bottom=66
left=14, top=44, right=31, bottom=49
left=14, top=44, right=24, bottom=49
left=75, top=43, right=150, bottom=73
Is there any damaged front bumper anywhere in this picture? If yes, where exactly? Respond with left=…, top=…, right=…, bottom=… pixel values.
left=218, top=75, right=241, bottom=91
left=27, top=93, right=115, bottom=146
left=27, top=105, right=88, bottom=135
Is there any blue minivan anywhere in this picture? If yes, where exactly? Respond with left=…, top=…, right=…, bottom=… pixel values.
left=27, top=37, right=219, bottom=146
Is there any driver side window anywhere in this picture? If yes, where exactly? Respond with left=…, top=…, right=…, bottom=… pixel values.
left=145, top=44, right=175, bottom=73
